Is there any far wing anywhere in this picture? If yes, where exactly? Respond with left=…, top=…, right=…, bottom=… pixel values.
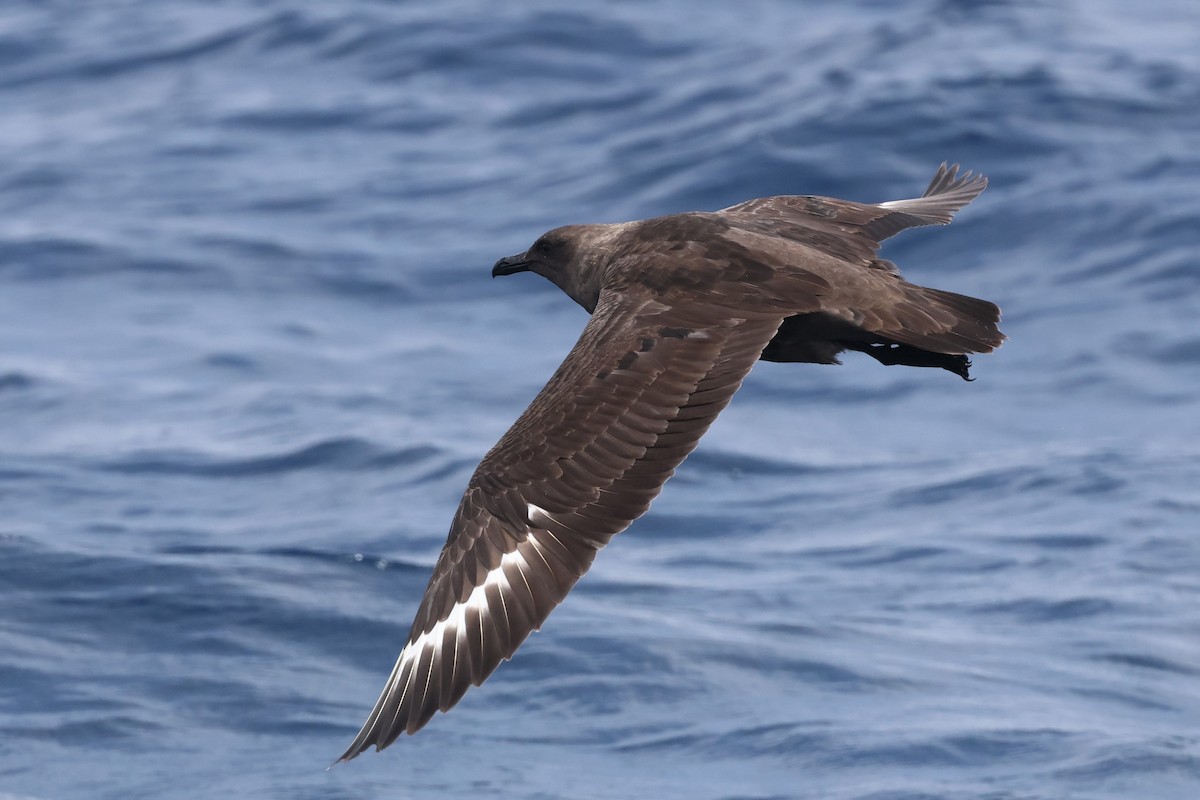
left=718, top=163, right=987, bottom=265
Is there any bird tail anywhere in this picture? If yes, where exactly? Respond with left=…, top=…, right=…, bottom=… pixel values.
left=887, top=284, right=1005, bottom=356
left=844, top=284, right=1003, bottom=380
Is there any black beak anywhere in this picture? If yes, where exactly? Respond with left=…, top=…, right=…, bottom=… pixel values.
left=492, top=253, right=532, bottom=278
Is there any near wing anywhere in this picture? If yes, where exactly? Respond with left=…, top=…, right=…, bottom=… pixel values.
left=338, top=289, right=783, bottom=760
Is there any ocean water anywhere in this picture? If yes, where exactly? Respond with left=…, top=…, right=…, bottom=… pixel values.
left=2, top=1, right=1199, bottom=798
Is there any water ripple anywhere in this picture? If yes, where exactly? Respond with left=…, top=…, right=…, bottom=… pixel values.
left=97, top=438, right=441, bottom=477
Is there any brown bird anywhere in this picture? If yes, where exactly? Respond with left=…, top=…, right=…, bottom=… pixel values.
left=338, top=163, right=1003, bottom=761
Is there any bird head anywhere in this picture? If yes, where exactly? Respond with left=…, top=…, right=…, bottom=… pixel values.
left=492, top=223, right=624, bottom=313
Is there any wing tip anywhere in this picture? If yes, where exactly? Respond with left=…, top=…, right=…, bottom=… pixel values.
left=923, top=161, right=988, bottom=202
left=878, top=162, right=988, bottom=225
left=336, top=713, right=395, bottom=763
left=333, top=733, right=376, bottom=765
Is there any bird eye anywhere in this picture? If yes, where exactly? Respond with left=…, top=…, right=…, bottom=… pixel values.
left=533, top=238, right=557, bottom=260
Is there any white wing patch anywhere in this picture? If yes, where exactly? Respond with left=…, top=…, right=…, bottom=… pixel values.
left=372, top=530, right=547, bottom=732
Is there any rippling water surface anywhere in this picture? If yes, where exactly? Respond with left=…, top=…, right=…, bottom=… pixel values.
left=2, top=2, right=1199, bottom=798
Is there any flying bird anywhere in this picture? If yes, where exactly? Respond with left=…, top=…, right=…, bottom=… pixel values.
left=339, top=163, right=1003, bottom=760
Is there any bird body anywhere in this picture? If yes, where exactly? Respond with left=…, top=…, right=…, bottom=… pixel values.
left=338, top=164, right=1003, bottom=761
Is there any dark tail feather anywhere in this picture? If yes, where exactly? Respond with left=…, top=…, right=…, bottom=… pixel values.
left=885, top=285, right=1005, bottom=355
left=861, top=285, right=1004, bottom=380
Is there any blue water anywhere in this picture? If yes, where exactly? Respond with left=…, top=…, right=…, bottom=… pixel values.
left=2, top=1, right=1199, bottom=798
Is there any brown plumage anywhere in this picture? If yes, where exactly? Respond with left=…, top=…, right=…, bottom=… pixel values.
left=337, top=163, right=1004, bottom=761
